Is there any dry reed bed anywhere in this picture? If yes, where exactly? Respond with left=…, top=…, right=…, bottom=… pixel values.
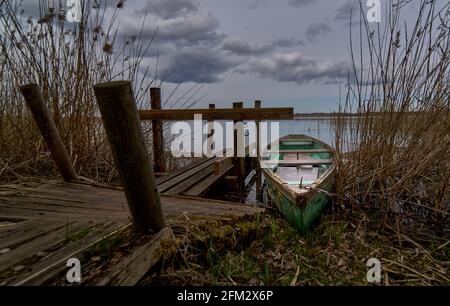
left=334, top=0, right=449, bottom=230
left=0, top=0, right=202, bottom=184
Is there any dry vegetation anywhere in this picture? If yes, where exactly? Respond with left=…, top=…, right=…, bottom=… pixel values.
left=334, top=0, right=450, bottom=230
left=0, top=0, right=200, bottom=184
left=0, top=0, right=448, bottom=286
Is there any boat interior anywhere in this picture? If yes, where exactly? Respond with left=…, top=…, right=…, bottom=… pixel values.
left=262, top=138, right=333, bottom=189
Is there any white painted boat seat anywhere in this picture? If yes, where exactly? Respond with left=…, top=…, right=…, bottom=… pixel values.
left=276, top=167, right=319, bottom=185
left=264, top=159, right=333, bottom=166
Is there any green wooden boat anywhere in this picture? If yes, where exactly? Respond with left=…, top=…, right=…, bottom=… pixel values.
left=260, top=134, right=336, bottom=233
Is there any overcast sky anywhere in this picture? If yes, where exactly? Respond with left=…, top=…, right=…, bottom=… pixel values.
left=18, top=0, right=430, bottom=112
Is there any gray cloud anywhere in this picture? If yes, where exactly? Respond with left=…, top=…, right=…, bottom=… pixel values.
left=223, top=38, right=274, bottom=56
left=223, top=37, right=304, bottom=56
left=140, top=0, right=199, bottom=20
left=240, top=52, right=347, bottom=85
left=118, top=9, right=224, bottom=50
left=335, top=0, right=361, bottom=23
left=274, top=37, right=305, bottom=48
left=288, top=0, right=317, bottom=8
left=305, top=22, right=331, bottom=42
left=162, top=48, right=242, bottom=84
left=250, top=0, right=317, bottom=9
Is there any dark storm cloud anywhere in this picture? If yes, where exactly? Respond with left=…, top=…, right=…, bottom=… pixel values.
left=162, top=48, right=242, bottom=84
left=305, top=22, right=331, bottom=42
left=118, top=10, right=224, bottom=50
left=240, top=52, right=347, bottom=85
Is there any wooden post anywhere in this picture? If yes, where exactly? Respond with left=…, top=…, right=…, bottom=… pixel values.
left=255, top=100, right=263, bottom=203
left=150, top=88, right=166, bottom=173
left=20, top=84, right=79, bottom=182
left=207, top=104, right=215, bottom=138
left=94, top=81, right=165, bottom=233
left=233, top=102, right=245, bottom=198
left=206, top=104, right=215, bottom=156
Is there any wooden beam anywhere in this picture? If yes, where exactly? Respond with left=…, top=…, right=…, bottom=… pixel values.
left=19, top=84, right=79, bottom=182
left=150, top=88, right=166, bottom=173
left=139, top=107, right=294, bottom=121
left=94, top=81, right=166, bottom=233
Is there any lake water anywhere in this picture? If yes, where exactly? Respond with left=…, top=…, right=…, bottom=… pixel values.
left=277, top=119, right=337, bottom=147
left=166, top=118, right=342, bottom=158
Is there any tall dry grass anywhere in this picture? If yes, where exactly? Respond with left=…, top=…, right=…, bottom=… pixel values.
left=0, top=0, right=201, bottom=183
left=335, top=0, right=450, bottom=227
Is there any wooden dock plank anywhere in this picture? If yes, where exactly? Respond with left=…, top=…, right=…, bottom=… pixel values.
left=12, top=221, right=126, bottom=286
left=155, top=158, right=211, bottom=185
left=97, top=227, right=173, bottom=286
left=157, top=158, right=219, bottom=193
left=164, top=166, right=214, bottom=196
left=184, top=165, right=234, bottom=197
left=0, top=181, right=263, bottom=285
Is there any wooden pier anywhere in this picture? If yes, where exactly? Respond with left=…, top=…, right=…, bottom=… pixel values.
left=0, top=181, right=263, bottom=285
left=0, top=81, right=293, bottom=285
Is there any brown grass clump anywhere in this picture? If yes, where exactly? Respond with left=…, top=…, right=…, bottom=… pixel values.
left=334, top=0, right=450, bottom=229
left=0, top=0, right=172, bottom=184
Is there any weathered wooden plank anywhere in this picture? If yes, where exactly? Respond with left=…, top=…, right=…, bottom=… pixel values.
left=164, top=166, right=214, bottom=196
left=184, top=165, right=234, bottom=197
left=98, top=227, right=172, bottom=285
left=213, top=157, right=233, bottom=175
left=157, top=158, right=218, bottom=193
left=0, top=199, right=124, bottom=217
left=0, top=220, right=88, bottom=270
left=12, top=221, right=127, bottom=286
left=155, top=158, right=211, bottom=185
left=0, top=193, right=126, bottom=212
left=139, top=107, right=294, bottom=121
left=0, top=221, right=67, bottom=250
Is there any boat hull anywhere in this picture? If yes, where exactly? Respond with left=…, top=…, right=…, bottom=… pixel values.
left=265, top=173, right=334, bottom=233
left=260, top=134, right=336, bottom=233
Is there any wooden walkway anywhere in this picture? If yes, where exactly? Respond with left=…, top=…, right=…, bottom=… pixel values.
left=0, top=181, right=262, bottom=285
left=156, top=157, right=233, bottom=197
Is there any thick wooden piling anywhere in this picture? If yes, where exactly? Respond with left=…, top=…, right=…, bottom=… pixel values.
left=20, top=84, right=79, bottom=182
left=150, top=88, right=166, bottom=173
left=207, top=104, right=215, bottom=138
left=94, top=81, right=165, bottom=233
left=255, top=100, right=263, bottom=202
left=206, top=104, right=216, bottom=156
left=233, top=102, right=246, bottom=197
